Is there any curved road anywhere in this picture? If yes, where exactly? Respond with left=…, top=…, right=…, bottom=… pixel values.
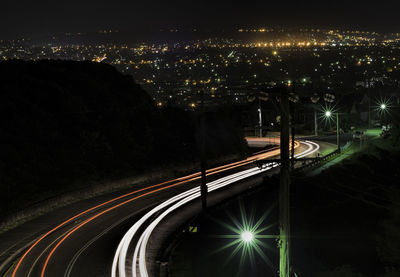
left=112, top=140, right=320, bottom=277
left=0, top=139, right=321, bottom=277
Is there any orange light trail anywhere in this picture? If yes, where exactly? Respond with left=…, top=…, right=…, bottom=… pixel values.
left=12, top=139, right=299, bottom=277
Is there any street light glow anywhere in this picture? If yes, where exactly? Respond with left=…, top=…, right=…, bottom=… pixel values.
left=319, top=104, right=337, bottom=126
left=211, top=201, right=278, bottom=271
left=375, top=98, right=391, bottom=116
left=241, top=231, right=254, bottom=242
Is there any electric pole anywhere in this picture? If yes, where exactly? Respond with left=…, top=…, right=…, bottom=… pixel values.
left=200, top=91, right=207, bottom=211
left=279, top=89, right=291, bottom=277
left=367, top=79, right=371, bottom=129
left=314, top=108, right=318, bottom=136
left=291, top=109, right=295, bottom=170
left=258, top=98, right=263, bottom=137
left=336, top=112, right=340, bottom=152
left=290, top=84, right=296, bottom=170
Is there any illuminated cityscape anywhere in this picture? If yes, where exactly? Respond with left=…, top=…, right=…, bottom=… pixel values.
left=2, top=0, right=400, bottom=276
left=2, top=28, right=400, bottom=108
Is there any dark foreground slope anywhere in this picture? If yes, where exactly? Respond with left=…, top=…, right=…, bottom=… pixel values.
left=169, top=139, right=400, bottom=277
left=0, top=60, right=247, bottom=217
left=290, top=140, right=400, bottom=277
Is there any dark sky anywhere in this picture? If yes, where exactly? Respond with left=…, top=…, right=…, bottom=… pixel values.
left=1, top=0, right=400, bottom=39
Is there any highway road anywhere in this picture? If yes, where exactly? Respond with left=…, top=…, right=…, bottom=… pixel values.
left=112, top=140, right=320, bottom=277
left=1, top=139, right=320, bottom=277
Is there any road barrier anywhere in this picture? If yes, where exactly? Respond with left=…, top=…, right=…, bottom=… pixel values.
left=293, top=141, right=352, bottom=173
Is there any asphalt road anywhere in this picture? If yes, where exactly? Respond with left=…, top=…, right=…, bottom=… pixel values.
left=113, top=140, right=322, bottom=277
left=0, top=139, right=326, bottom=277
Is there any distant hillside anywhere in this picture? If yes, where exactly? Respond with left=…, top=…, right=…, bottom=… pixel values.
left=0, top=60, right=247, bottom=216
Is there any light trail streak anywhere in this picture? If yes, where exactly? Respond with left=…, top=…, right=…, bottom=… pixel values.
left=114, top=168, right=265, bottom=277
left=11, top=139, right=300, bottom=277
left=112, top=140, right=318, bottom=277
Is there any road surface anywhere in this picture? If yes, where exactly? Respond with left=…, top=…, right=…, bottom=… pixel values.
left=0, top=139, right=321, bottom=277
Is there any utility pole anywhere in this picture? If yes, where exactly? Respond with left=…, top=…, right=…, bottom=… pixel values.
left=367, top=79, right=371, bottom=129
left=279, top=89, right=290, bottom=277
left=314, top=108, right=318, bottom=136
left=258, top=98, right=263, bottom=137
left=290, top=83, right=296, bottom=170
left=200, top=91, right=207, bottom=211
left=336, top=112, right=340, bottom=152
left=291, top=109, right=295, bottom=170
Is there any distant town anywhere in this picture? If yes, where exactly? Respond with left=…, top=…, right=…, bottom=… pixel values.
left=2, top=28, right=400, bottom=108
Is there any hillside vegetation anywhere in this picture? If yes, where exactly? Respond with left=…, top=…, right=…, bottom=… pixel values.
left=0, top=60, right=247, bottom=216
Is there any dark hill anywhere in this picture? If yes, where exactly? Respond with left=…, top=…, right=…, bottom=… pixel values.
left=0, top=60, right=247, bottom=216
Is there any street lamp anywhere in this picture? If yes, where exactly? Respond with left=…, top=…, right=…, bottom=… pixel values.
left=241, top=231, right=254, bottom=243
left=311, top=93, right=321, bottom=136
left=376, top=99, right=391, bottom=127
left=324, top=110, right=340, bottom=151
left=248, top=92, right=269, bottom=137
left=258, top=108, right=262, bottom=137
left=375, top=98, right=391, bottom=119
left=325, top=110, right=332, bottom=118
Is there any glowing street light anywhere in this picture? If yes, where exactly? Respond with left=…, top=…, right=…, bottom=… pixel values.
left=375, top=98, right=391, bottom=119
left=241, top=231, right=254, bottom=243
left=211, top=202, right=277, bottom=273
left=375, top=98, right=392, bottom=125
left=375, top=99, right=391, bottom=127
left=325, top=110, right=332, bottom=117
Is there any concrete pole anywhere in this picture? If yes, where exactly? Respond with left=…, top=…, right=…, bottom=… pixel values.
left=291, top=105, right=295, bottom=170
left=258, top=98, right=262, bottom=137
left=367, top=79, right=371, bottom=129
left=200, top=91, right=207, bottom=211
left=314, top=108, right=318, bottom=136
left=336, top=112, right=340, bottom=152
left=279, top=90, right=290, bottom=277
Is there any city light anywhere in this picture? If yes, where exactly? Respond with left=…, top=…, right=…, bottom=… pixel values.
left=380, top=103, right=386, bottom=110
left=325, top=110, right=332, bottom=117
left=2, top=29, right=400, bottom=108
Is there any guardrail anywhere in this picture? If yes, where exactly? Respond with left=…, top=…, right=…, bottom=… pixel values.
left=341, top=141, right=352, bottom=151
left=253, top=140, right=353, bottom=173
left=293, top=141, right=352, bottom=172
left=293, top=149, right=340, bottom=172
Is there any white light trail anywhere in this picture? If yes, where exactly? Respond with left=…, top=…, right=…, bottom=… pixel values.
left=112, top=140, right=319, bottom=277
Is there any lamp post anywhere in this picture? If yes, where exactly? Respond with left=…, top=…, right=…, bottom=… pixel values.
left=248, top=92, right=269, bottom=137
left=258, top=99, right=263, bottom=137
left=324, top=110, right=340, bottom=152
left=314, top=109, right=318, bottom=136
left=377, top=99, right=390, bottom=127
left=380, top=103, right=387, bottom=125
left=336, top=112, right=340, bottom=152
left=311, top=93, right=321, bottom=136
left=200, top=91, right=207, bottom=211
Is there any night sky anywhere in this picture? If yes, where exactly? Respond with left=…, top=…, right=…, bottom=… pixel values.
left=1, top=0, right=400, bottom=39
